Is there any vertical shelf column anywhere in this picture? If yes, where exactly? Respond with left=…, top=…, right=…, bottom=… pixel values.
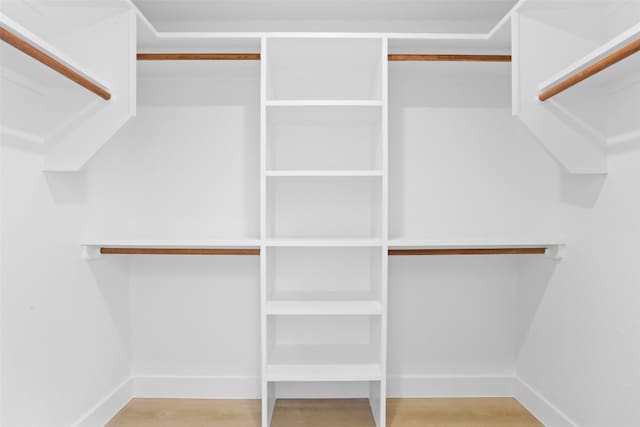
left=260, top=36, right=276, bottom=427
left=261, top=36, right=387, bottom=427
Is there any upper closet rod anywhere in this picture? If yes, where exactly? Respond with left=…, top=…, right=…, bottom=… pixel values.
left=388, top=54, right=511, bottom=62
left=539, top=38, right=640, bottom=101
left=136, top=53, right=511, bottom=62
left=137, top=53, right=261, bottom=60
left=0, top=27, right=111, bottom=100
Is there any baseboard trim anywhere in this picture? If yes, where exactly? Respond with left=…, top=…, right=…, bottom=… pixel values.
left=71, top=378, right=133, bottom=427
left=388, top=374, right=517, bottom=398
left=133, top=375, right=261, bottom=399
left=69, top=374, right=580, bottom=427
left=514, top=377, right=579, bottom=427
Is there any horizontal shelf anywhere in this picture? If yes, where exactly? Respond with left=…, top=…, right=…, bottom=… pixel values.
left=266, top=363, right=382, bottom=382
left=538, top=22, right=640, bottom=99
left=266, top=239, right=383, bottom=248
left=265, top=100, right=383, bottom=107
left=265, top=170, right=383, bottom=177
left=267, top=300, right=382, bottom=316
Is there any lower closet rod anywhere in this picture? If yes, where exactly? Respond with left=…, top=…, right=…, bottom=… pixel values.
left=388, top=248, right=546, bottom=256
left=100, top=248, right=260, bottom=255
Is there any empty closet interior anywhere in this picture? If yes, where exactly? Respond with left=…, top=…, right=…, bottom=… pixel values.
left=1, top=0, right=639, bottom=426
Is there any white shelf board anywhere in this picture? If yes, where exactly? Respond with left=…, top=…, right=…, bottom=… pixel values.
left=82, top=239, right=261, bottom=249
left=265, top=100, right=383, bottom=107
left=266, top=363, right=382, bottom=382
left=388, top=238, right=565, bottom=250
left=266, top=170, right=383, bottom=177
left=267, top=300, right=382, bottom=316
left=539, top=22, right=640, bottom=92
left=266, top=239, right=383, bottom=247
left=267, top=343, right=381, bottom=381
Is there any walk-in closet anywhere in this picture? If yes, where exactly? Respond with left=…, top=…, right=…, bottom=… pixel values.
left=1, top=1, right=639, bottom=426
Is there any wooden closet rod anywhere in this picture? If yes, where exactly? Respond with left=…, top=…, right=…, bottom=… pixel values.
left=388, top=54, right=511, bottom=62
left=100, top=248, right=260, bottom=255
left=136, top=53, right=511, bottom=62
left=0, top=27, right=111, bottom=100
left=388, top=248, right=546, bottom=256
left=137, top=53, right=261, bottom=60
left=539, top=38, right=640, bottom=101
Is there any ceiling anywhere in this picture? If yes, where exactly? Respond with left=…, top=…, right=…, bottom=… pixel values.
left=132, top=0, right=520, bottom=33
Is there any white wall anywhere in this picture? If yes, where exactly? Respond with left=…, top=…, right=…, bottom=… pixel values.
left=387, top=61, right=565, bottom=395
left=0, top=147, right=131, bottom=427
left=517, top=151, right=640, bottom=427
left=85, top=60, right=262, bottom=397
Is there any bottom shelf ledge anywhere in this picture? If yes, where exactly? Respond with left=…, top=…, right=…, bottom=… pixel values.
left=266, top=364, right=382, bottom=382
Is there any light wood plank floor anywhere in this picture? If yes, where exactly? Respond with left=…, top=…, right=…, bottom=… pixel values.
left=107, top=397, right=543, bottom=427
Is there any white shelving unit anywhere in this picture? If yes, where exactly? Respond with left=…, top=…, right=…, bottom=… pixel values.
left=260, top=36, right=388, bottom=427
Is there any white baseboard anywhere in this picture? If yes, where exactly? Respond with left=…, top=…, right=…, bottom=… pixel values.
left=388, top=374, right=517, bottom=398
left=71, top=378, right=133, bottom=427
left=514, top=378, right=579, bottom=427
left=69, top=374, right=580, bottom=427
left=133, top=376, right=261, bottom=399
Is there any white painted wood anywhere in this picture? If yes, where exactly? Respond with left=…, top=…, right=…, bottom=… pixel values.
left=266, top=364, right=382, bottom=382
left=266, top=100, right=383, bottom=107
left=267, top=301, right=382, bottom=316
left=389, top=238, right=565, bottom=250
left=259, top=36, right=270, bottom=427
left=266, top=239, right=384, bottom=247
left=266, top=170, right=383, bottom=177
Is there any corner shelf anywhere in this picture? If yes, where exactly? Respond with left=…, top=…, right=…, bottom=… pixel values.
left=538, top=22, right=640, bottom=100
left=0, top=13, right=110, bottom=100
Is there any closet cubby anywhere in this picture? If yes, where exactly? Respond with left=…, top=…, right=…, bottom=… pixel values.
left=266, top=176, right=382, bottom=239
left=266, top=315, right=382, bottom=382
left=266, top=106, right=382, bottom=171
left=266, top=38, right=383, bottom=101
left=265, top=247, right=383, bottom=313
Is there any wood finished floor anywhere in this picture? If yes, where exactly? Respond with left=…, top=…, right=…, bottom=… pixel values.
left=107, top=397, right=543, bottom=427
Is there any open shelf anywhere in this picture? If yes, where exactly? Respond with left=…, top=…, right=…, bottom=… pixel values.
left=267, top=301, right=382, bottom=316
left=266, top=246, right=382, bottom=305
left=267, top=105, right=382, bottom=171
left=266, top=38, right=383, bottom=101
left=266, top=361, right=382, bottom=382
left=266, top=176, right=382, bottom=240
left=266, top=239, right=383, bottom=247
left=267, top=315, right=381, bottom=381
left=266, top=170, right=383, bottom=177
left=266, top=100, right=383, bottom=107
